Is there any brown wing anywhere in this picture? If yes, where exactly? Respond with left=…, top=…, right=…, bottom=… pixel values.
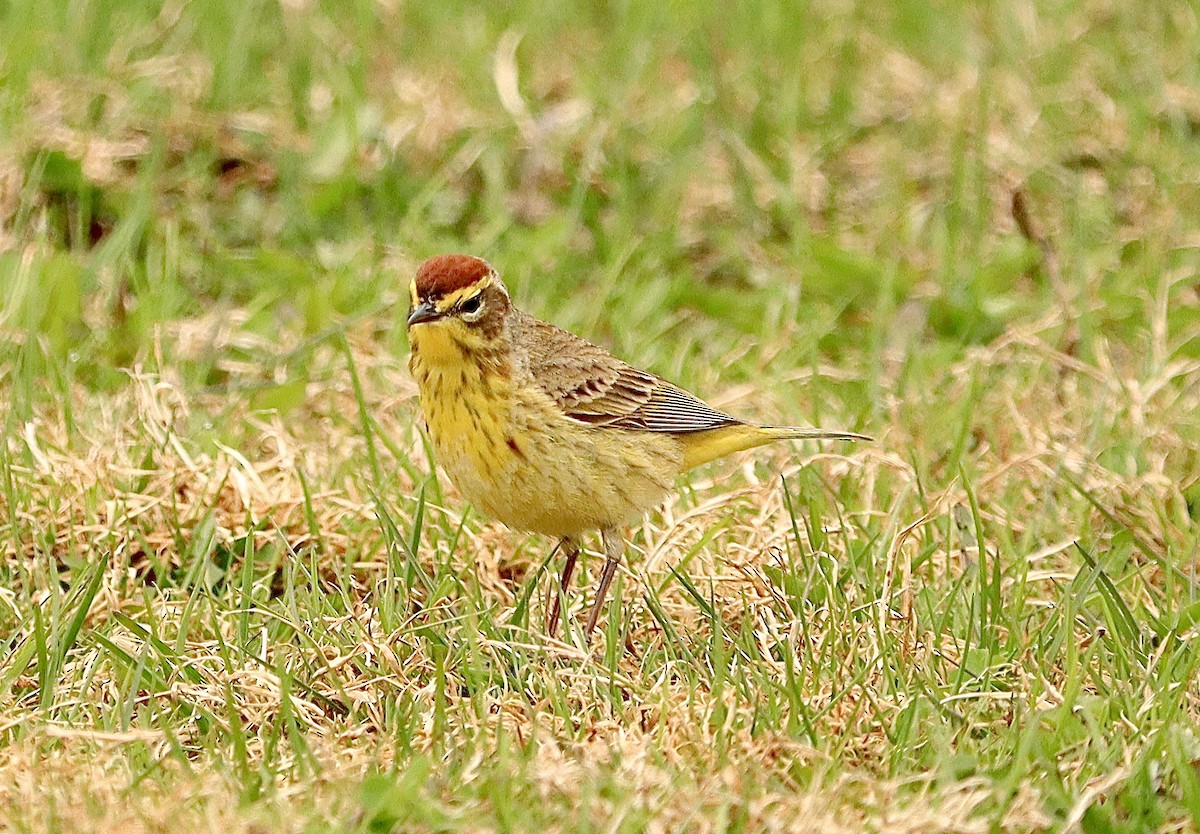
left=515, top=311, right=743, bottom=433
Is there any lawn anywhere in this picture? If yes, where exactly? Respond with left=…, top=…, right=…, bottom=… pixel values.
left=2, top=0, right=1199, bottom=831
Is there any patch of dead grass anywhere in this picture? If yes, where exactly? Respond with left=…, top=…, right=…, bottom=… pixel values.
left=2, top=294, right=1197, bottom=830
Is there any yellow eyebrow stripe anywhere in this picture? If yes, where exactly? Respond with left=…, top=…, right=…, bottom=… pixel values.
left=436, top=275, right=492, bottom=310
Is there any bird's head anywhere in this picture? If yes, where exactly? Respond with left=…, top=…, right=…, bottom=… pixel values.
left=407, top=254, right=512, bottom=362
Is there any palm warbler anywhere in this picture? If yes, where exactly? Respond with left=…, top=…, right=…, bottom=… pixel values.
left=407, top=254, right=869, bottom=638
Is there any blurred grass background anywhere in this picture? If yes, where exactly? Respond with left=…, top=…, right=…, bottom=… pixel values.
left=2, top=0, right=1200, bottom=831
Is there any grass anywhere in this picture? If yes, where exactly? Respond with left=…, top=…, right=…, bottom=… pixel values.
left=1, top=0, right=1199, bottom=830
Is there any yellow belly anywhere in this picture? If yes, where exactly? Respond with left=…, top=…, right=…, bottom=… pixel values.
left=410, top=351, right=682, bottom=537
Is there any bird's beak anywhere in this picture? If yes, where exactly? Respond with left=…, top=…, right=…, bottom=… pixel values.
left=407, top=300, right=441, bottom=327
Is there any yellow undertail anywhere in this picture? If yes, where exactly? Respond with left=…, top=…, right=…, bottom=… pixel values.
left=679, top=424, right=871, bottom=471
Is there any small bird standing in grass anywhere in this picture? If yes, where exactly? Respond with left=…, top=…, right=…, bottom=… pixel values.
left=407, top=254, right=869, bottom=639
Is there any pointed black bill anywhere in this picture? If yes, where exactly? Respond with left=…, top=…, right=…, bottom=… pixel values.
left=407, top=299, right=441, bottom=327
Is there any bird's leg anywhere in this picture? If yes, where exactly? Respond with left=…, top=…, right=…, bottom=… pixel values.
left=584, top=528, right=623, bottom=638
left=547, top=536, right=580, bottom=636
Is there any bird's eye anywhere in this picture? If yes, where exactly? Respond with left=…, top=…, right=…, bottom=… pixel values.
left=459, top=294, right=484, bottom=319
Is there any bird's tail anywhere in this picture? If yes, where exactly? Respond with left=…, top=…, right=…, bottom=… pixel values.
left=680, top=423, right=871, bottom=471
left=757, top=426, right=874, bottom=443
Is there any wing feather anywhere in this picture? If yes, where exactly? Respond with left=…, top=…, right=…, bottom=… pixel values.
left=515, top=311, right=742, bottom=433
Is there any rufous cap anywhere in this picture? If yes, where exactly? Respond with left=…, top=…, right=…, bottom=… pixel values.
left=414, top=254, right=495, bottom=298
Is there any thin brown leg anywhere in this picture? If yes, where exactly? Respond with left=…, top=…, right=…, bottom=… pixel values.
left=584, top=528, right=623, bottom=638
left=547, top=536, right=580, bottom=636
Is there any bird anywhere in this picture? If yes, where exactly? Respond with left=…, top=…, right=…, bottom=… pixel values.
left=406, top=254, right=870, bottom=639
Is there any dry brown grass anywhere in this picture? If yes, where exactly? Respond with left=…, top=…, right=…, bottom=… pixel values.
left=4, top=296, right=1198, bottom=830
left=4, top=0, right=1200, bottom=830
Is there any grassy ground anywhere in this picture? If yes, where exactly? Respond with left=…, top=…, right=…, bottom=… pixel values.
left=2, top=0, right=1199, bottom=831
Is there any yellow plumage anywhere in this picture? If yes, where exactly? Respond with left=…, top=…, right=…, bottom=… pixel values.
left=407, top=254, right=869, bottom=637
left=410, top=327, right=680, bottom=538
